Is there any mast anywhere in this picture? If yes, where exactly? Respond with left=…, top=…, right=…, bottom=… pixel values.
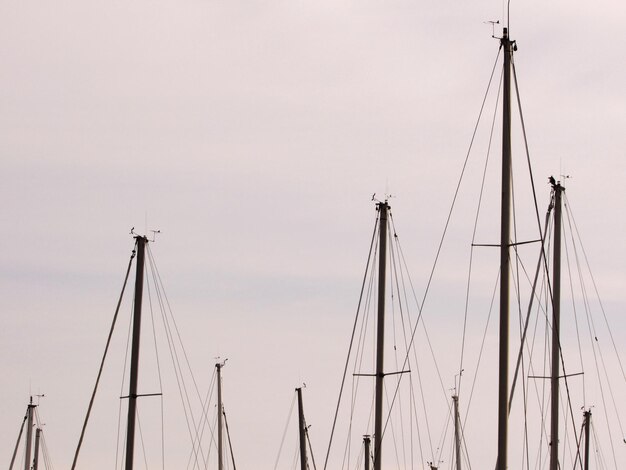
left=363, top=435, right=371, bottom=470
left=452, top=394, right=462, bottom=470
left=124, top=235, right=147, bottom=470
left=33, top=428, right=41, bottom=470
left=497, top=27, right=513, bottom=470
left=297, top=387, right=308, bottom=470
left=24, top=397, right=35, bottom=470
left=583, top=410, right=591, bottom=470
left=217, top=361, right=224, bottom=470
left=373, top=201, right=389, bottom=470
left=549, top=181, right=564, bottom=470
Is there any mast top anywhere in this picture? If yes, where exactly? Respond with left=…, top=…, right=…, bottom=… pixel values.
left=500, top=27, right=517, bottom=52
left=375, top=200, right=390, bottom=212
left=215, top=358, right=228, bottom=369
left=130, top=227, right=157, bottom=242
left=549, top=176, right=566, bottom=191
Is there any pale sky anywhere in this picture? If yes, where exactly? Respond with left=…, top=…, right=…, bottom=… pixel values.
left=1, top=0, right=625, bottom=469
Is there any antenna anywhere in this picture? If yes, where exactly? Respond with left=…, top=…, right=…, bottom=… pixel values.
left=485, top=20, right=500, bottom=38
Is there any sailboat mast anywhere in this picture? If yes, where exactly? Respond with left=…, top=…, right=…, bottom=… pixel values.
left=363, top=435, right=371, bottom=470
left=217, top=362, right=224, bottom=470
left=497, top=27, right=513, bottom=470
left=297, top=387, right=308, bottom=470
left=374, top=201, right=389, bottom=470
left=125, top=235, right=147, bottom=470
left=453, top=395, right=462, bottom=470
left=24, top=397, right=35, bottom=470
left=549, top=181, right=564, bottom=470
left=583, top=410, right=591, bottom=470
left=33, top=428, right=41, bottom=470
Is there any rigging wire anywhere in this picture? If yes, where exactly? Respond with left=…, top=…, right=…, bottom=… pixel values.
left=509, top=125, right=531, bottom=470
left=342, top=227, right=379, bottom=470
left=330, top=40, right=506, bottom=470
left=392, top=233, right=423, bottom=469
left=563, top=197, right=623, bottom=467
left=387, top=226, right=411, bottom=469
left=323, top=214, right=379, bottom=470
left=511, top=60, right=545, bottom=250
left=145, top=251, right=166, bottom=470
left=136, top=407, right=150, bottom=469
left=70, top=242, right=137, bottom=470
left=364, top=53, right=506, bottom=464
left=562, top=200, right=588, bottom=406
left=372, top=47, right=503, bottom=470
left=458, top=61, right=503, bottom=399
left=186, top=367, right=216, bottom=470
left=149, top=249, right=216, bottom=452
left=116, top=267, right=137, bottom=470
left=274, top=391, right=297, bottom=470
left=388, top=220, right=439, bottom=464
left=8, top=408, right=27, bottom=470
left=223, top=409, right=237, bottom=470
left=564, top=194, right=626, bottom=385
left=306, top=424, right=318, bottom=470
left=147, top=246, right=207, bottom=468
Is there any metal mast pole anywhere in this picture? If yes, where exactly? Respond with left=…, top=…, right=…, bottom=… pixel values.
left=125, top=236, right=147, bottom=470
left=217, top=362, right=224, bottom=470
left=363, top=435, right=371, bottom=470
left=374, top=201, right=388, bottom=470
left=24, top=397, right=35, bottom=470
left=453, top=395, right=462, bottom=470
left=583, top=410, right=591, bottom=470
left=497, top=27, right=513, bottom=470
left=297, top=387, right=308, bottom=470
left=549, top=182, right=563, bottom=470
left=33, top=428, right=41, bottom=470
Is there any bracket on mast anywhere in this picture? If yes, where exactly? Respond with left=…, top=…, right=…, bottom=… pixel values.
left=129, top=227, right=160, bottom=242
left=485, top=20, right=500, bottom=38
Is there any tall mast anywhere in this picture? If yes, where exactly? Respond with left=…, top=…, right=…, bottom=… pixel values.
left=497, top=27, right=513, bottom=470
left=452, top=394, right=462, bottom=470
left=217, top=361, right=224, bottom=470
left=549, top=181, right=564, bottom=470
left=24, top=397, right=35, bottom=470
left=297, top=387, right=308, bottom=470
left=373, top=201, right=389, bottom=470
left=124, top=235, right=147, bottom=470
left=583, top=410, right=591, bottom=470
left=33, top=428, right=41, bottom=470
left=363, top=435, right=371, bottom=470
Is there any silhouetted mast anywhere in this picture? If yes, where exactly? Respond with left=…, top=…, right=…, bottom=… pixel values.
left=549, top=180, right=564, bottom=470
left=453, top=394, right=462, bottom=470
left=373, top=201, right=389, bottom=470
left=24, top=397, right=35, bottom=470
left=297, top=387, right=308, bottom=470
left=496, top=27, right=514, bottom=470
left=363, top=435, right=371, bottom=470
left=583, top=410, right=592, bottom=470
left=124, top=236, right=147, bottom=470
left=217, top=361, right=224, bottom=470
left=32, top=427, right=41, bottom=470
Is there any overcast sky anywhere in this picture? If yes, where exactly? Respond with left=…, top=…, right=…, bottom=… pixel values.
left=1, top=0, right=625, bottom=469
